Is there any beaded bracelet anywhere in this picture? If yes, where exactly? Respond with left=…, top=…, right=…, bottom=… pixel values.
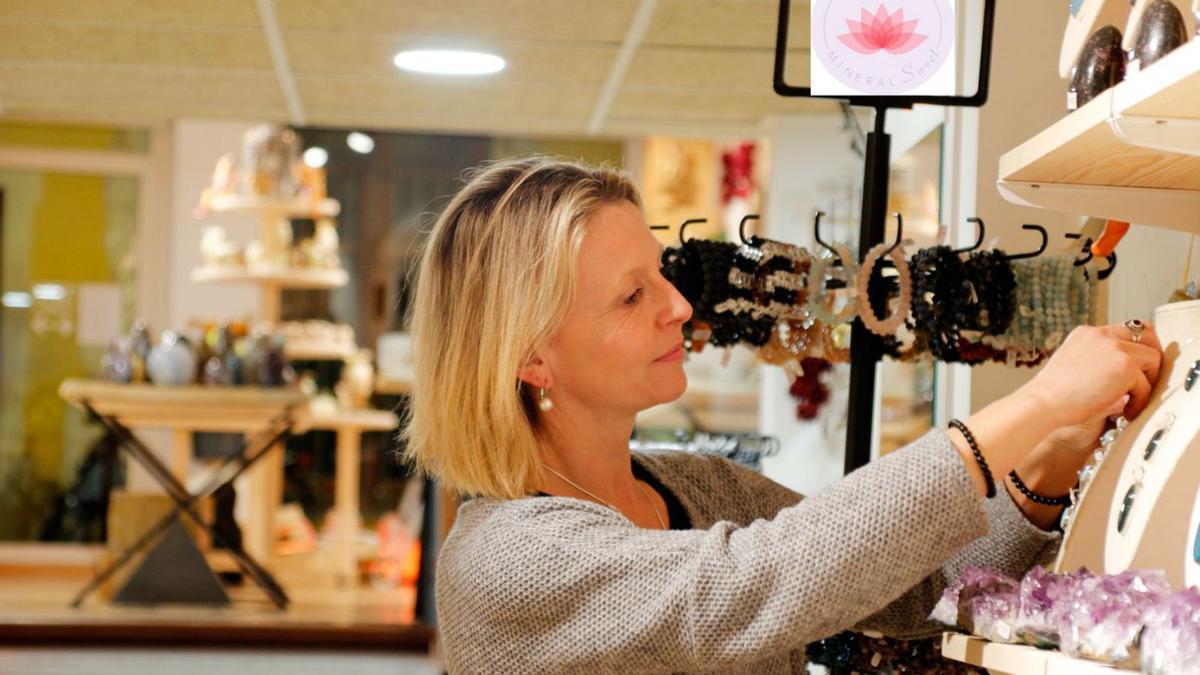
left=1008, top=470, right=1072, bottom=507
left=855, top=242, right=913, bottom=337
left=807, top=245, right=859, bottom=325
left=909, top=246, right=969, bottom=363
left=948, top=418, right=996, bottom=498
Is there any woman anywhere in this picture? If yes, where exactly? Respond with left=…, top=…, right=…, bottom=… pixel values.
left=402, top=157, right=1162, bottom=674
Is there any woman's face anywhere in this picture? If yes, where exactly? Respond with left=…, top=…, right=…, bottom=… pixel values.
left=538, top=200, right=693, bottom=416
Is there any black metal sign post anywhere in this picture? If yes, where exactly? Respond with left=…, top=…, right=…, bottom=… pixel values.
left=773, top=0, right=996, bottom=474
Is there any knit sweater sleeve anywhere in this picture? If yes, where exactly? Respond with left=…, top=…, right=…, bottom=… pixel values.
left=701, top=429, right=1060, bottom=640
left=436, top=430, right=1023, bottom=673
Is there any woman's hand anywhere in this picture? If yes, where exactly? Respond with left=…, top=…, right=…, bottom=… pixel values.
left=950, top=322, right=1163, bottom=501
left=1019, top=323, right=1163, bottom=429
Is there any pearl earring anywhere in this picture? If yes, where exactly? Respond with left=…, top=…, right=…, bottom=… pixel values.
left=538, top=387, right=554, bottom=412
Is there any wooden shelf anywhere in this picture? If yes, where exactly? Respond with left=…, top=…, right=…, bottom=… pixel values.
left=941, top=633, right=1137, bottom=675
left=59, top=379, right=305, bottom=432
left=998, top=39, right=1200, bottom=232
left=375, top=373, right=413, bottom=395
left=306, top=407, right=398, bottom=432
left=283, top=341, right=355, bottom=361
left=191, top=266, right=348, bottom=289
left=206, top=193, right=340, bottom=218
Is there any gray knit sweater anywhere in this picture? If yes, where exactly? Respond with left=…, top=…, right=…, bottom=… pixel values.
left=436, top=429, right=1059, bottom=673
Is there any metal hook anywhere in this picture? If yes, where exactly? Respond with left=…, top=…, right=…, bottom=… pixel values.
left=813, top=210, right=839, bottom=259
left=882, top=212, right=904, bottom=256
left=951, top=217, right=985, bottom=254
left=1064, top=232, right=1095, bottom=266
left=1004, top=224, right=1049, bottom=260
left=739, top=214, right=760, bottom=245
left=678, top=218, right=707, bottom=244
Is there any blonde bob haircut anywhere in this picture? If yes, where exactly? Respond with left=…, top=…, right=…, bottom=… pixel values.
left=400, top=156, right=641, bottom=500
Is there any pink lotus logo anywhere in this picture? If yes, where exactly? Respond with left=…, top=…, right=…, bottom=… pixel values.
left=837, top=4, right=927, bottom=55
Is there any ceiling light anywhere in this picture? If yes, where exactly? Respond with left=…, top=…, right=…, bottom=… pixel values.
left=393, top=49, right=505, bottom=76
left=302, top=146, right=328, bottom=168
left=32, top=283, right=67, bottom=301
left=347, top=132, right=375, bottom=154
left=2, top=292, right=32, bottom=309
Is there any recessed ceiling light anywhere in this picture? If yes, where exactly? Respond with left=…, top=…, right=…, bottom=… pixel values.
left=393, top=49, right=505, bottom=76
left=347, top=132, right=375, bottom=154
left=303, top=146, right=328, bottom=168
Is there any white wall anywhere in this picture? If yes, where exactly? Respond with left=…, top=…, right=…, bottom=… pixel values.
left=167, top=119, right=261, bottom=330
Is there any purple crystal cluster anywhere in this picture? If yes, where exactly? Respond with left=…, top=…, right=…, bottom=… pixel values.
left=1140, top=587, right=1200, bottom=675
left=932, top=565, right=1199, bottom=671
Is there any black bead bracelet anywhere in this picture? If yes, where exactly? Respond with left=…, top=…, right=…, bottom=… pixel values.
left=948, top=418, right=996, bottom=498
left=1008, top=470, right=1073, bottom=507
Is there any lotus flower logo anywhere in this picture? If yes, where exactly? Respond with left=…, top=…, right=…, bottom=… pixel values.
left=837, top=4, right=927, bottom=55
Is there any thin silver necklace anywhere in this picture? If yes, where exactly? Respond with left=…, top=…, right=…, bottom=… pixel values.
left=543, top=464, right=666, bottom=529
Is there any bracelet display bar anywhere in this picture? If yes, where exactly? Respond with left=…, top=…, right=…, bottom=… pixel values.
left=941, top=633, right=1137, bottom=675
left=998, top=39, right=1200, bottom=232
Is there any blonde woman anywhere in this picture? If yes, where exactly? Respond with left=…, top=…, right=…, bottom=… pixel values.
left=403, top=157, right=1161, bottom=674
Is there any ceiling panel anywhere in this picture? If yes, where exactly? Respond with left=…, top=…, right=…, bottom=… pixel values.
left=610, top=88, right=833, bottom=122
left=297, top=77, right=598, bottom=120
left=642, top=0, right=809, bottom=50
left=0, top=0, right=827, bottom=139
left=0, top=0, right=261, bottom=29
left=0, top=65, right=285, bottom=115
left=286, top=33, right=616, bottom=85
left=274, top=0, right=639, bottom=44
left=0, top=21, right=273, bottom=72
left=624, top=47, right=808, bottom=92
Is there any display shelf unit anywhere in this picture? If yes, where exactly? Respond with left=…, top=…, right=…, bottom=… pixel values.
left=282, top=342, right=356, bottom=361
left=941, top=633, right=1137, bottom=675
left=375, top=373, right=413, bottom=396
left=207, top=193, right=340, bottom=219
left=997, top=38, right=1200, bottom=232
left=190, top=266, right=348, bottom=290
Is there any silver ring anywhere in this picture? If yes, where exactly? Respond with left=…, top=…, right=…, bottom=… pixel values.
left=1124, top=319, right=1145, bottom=344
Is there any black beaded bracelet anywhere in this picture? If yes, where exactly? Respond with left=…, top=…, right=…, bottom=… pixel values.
left=948, top=418, right=996, bottom=498
left=1008, top=470, right=1072, bottom=507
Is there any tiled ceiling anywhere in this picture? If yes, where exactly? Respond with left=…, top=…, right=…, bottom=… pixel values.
left=0, top=0, right=830, bottom=138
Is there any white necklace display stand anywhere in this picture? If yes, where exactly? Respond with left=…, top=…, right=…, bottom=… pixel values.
left=1056, top=298, right=1200, bottom=590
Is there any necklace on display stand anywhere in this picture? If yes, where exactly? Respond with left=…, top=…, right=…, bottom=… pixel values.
left=1056, top=300, right=1200, bottom=590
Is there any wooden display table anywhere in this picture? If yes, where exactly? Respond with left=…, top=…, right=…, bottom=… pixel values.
left=58, top=380, right=399, bottom=587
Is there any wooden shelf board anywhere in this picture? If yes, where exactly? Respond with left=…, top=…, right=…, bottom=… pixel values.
left=998, top=39, right=1200, bottom=230
left=283, top=343, right=355, bottom=361
left=307, top=408, right=398, bottom=432
left=206, top=193, right=340, bottom=218
left=191, top=266, right=348, bottom=289
left=375, top=374, right=413, bottom=395
left=941, top=633, right=1137, bottom=675
left=59, top=379, right=306, bottom=431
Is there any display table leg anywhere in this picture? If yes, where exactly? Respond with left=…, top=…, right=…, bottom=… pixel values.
left=245, top=438, right=284, bottom=564
left=335, top=427, right=362, bottom=586
left=171, top=429, right=192, bottom=483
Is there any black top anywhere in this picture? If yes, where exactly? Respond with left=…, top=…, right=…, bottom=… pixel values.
left=535, top=456, right=692, bottom=530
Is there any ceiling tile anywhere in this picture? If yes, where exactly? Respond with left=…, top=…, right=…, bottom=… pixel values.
left=0, top=65, right=285, bottom=118
left=286, top=33, right=616, bottom=85
left=0, top=0, right=261, bottom=29
left=643, top=0, right=809, bottom=50
left=297, top=77, right=599, bottom=120
left=0, top=22, right=273, bottom=72
left=611, top=88, right=834, bottom=122
left=624, top=47, right=809, bottom=91
left=274, top=0, right=639, bottom=44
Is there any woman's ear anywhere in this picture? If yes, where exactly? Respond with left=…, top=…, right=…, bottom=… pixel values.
left=517, top=354, right=553, bottom=390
